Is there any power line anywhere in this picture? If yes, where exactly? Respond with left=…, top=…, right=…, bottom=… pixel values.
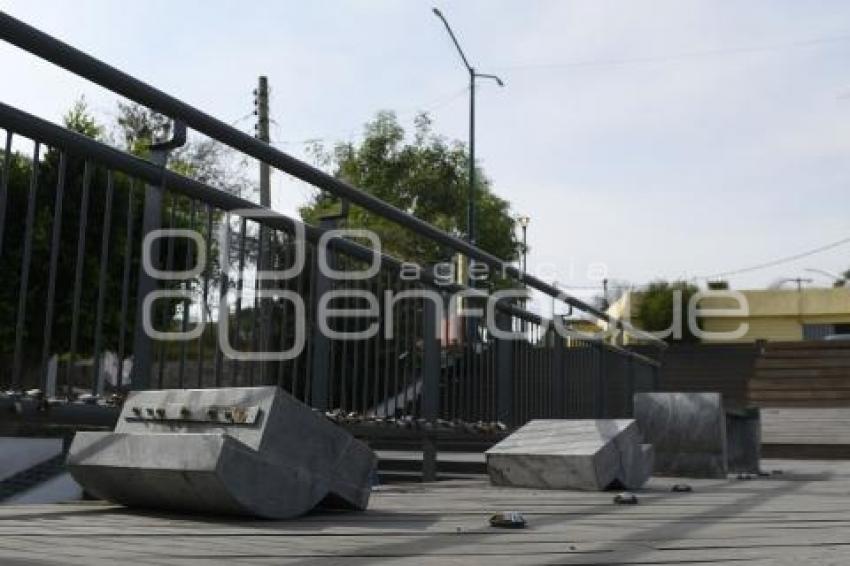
left=546, top=234, right=850, bottom=292
left=494, top=31, right=850, bottom=72
left=697, top=235, right=850, bottom=280
left=267, top=85, right=471, bottom=148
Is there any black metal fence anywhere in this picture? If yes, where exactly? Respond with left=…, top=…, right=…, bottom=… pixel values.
left=0, top=12, right=664, bottom=430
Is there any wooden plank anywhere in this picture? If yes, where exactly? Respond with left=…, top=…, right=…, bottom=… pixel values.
left=750, top=367, right=850, bottom=378
left=756, top=358, right=850, bottom=369
left=749, top=378, right=850, bottom=390
left=2, top=460, right=850, bottom=565
left=750, top=390, right=850, bottom=400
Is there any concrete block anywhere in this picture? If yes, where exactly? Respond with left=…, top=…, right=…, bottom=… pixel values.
left=634, top=392, right=728, bottom=478
left=67, top=387, right=376, bottom=519
left=726, top=407, right=761, bottom=473
left=485, top=419, right=653, bottom=491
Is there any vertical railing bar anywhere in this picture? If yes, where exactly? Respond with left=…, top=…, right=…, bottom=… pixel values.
left=256, top=223, right=272, bottom=385
left=277, top=231, right=293, bottom=389
left=469, top=316, right=477, bottom=421
left=300, top=241, right=312, bottom=400
left=231, top=217, right=248, bottom=385
left=371, top=274, right=381, bottom=415
left=360, top=279, right=372, bottom=416
left=459, top=316, right=467, bottom=421
left=339, top=266, right=350, bottom=413
left=65, top=159, right=91, bottom=398
left=177, top=199, right=196, bottom=388
left=0, top=130, right=12, bottom=256
left=401, top=283, right=413, bottom=416
left=197, top=204, right=213, bottom=388
left=294, top=235, right=308, bottom=396
left=91, top=169, right=115, bottom=396
left=214, top=213, right=230, bottom=388
left=39, top=151, right=67, bottom=393
left=391, top=276, right=402, bottom=418
left=116, top=181, right=136, bottom=391
left=353, top=278, right=364, bottom=415
left=11, top=142, right=40, bottom=390
left=247, top=223, right=263, bottom=386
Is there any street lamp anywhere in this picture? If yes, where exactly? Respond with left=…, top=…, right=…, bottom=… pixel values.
left=777, top=277, right=814, bottom=292
left=805, top=268, right=846, bottom=287
left=432, top=7, right=505, bottom=247
left=517, top=215, right=530, bottom=274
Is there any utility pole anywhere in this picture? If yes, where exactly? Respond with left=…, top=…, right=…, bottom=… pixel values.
left=253, top=76, right=272, bottom=380
left=254, top=76, right=271, bottom=207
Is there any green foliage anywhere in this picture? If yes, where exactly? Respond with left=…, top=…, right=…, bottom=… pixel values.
left=299, top=111, right=519, bottom=268
left=64, top=97, right=103, bottom=140
left=0, top=98, right=242, bottom=385
left=637, top=280, right=700, bottom=343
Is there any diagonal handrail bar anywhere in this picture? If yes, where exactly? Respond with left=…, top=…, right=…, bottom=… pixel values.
left=0, top=11, right=663, bottom=347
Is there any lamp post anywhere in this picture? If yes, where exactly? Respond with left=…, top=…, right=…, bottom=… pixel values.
left=517, top=215, right=530, bottom=274
left=432, top=7, right=504, bottom=248
left=805, top=268, right=846, bottom=287
left=517, top=215, right=530, bottom=321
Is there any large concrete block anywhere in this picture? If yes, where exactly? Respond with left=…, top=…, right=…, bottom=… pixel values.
left=67, top=387, right=376, bottom=519
left=633, top=392, right=728, bottom=478
left=485, top=420, right=654, bottom=491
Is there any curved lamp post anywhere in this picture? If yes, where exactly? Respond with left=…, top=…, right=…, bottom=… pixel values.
left=432, top=7, right=504, bottom=247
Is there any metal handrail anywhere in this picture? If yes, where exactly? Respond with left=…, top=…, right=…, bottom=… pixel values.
left=0, top=11, right=664, bottom=347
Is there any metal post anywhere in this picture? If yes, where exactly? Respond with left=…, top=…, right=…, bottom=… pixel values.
left=421, top=292, right=441, bottom=422
left=131, top=122, right=185, bottom=390
left=309, top=217, right=336, bottom=411
left=255, top=76, right=273, bottom=382
left=521, top=223, right=527, bottom=274
left=255, top=76, right=271, bottom=207
left=420, top=290, right=440, bottom=481
left=130, top=151, right=165, bottom=390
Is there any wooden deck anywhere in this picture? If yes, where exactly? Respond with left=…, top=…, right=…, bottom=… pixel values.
left=1, top=459, right=849, bottom=565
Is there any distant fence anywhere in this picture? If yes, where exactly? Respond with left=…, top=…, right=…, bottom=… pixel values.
left=633, top=342, right=757, bottom=409
left=750, top=340, right=850, bottom=408
left=634, top=340, right=850, bottom=410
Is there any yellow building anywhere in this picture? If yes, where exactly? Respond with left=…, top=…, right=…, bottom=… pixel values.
left=607, top=287, right=850, bottom=344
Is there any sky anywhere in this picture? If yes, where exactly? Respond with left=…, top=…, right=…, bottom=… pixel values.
left=1, top=0, right=849, bottom=314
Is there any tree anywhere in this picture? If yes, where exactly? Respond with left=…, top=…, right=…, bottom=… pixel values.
left=0, top=98, right=251, bottom=389
left=835, top=269, right=850, bottom=288
left=636, top=280, right=700, bottom=343
left=299, top=112, right=519, bottom=270
left=114, top=102, right=251, bottom=197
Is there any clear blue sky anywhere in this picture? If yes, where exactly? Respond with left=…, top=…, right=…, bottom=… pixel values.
left=2, top=0, right=849, bottom=308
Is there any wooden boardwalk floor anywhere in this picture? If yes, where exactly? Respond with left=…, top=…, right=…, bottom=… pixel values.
left=1, top=459, right=849, bottom=565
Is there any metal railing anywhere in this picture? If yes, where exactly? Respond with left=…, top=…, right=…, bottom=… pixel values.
left=0, top=11, right=664, bottom=432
